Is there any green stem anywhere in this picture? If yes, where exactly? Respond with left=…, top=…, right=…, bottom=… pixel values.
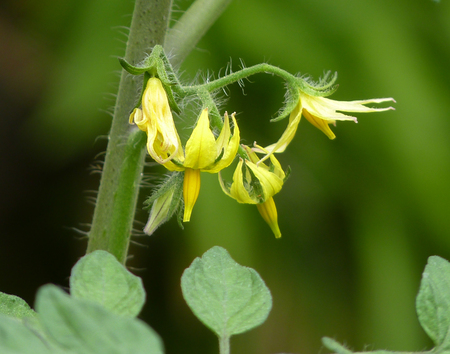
left=219, top=336, right=230, bottom=354
left=86, top=0, right=173, bottom=264
left=164, top=0, right=233, bottom=67
left=185, top=63, right=297, bottom=93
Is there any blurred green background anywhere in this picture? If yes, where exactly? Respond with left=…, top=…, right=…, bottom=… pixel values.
left=1, top=0, right=449, bottom=353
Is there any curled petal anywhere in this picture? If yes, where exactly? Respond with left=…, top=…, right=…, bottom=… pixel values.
left=208, top=113, right=240, bottom=173
left=245, top=159, right=284, bottom=201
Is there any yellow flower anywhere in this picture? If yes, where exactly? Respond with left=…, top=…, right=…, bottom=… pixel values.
left=260, top=90, right=395, bottom=161
left=165, top=109, right=240, bottom=222
left=130, top=77, right=183, bottom=164
left=219, top=145, right=285, bottom=238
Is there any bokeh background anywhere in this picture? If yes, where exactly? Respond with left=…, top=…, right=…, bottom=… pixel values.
left=1, top=0, right=449, bottom=353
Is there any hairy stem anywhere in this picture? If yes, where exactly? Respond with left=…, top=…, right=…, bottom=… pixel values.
left=185, top=63, right=297, bottom=93
left=87, top=0, right=173, bottom=264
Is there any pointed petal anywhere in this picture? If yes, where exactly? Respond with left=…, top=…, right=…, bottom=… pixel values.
left=228, top=160, right=256, bottom=204
left=183, top=169, right=201, bottom=222
left=207, top=113, right=240, bottom=173
left=258, top=100, right=302, bottom=163
left=184, top=109, right=217, bottom=169
left=245, top=160, right=284, bottom=199
left=215, top=112, right=231, bottom=156
left=303, top=110, right=336, bottom=139
left=256, top=197, right=281, bottom=238
left=302, top=94, right=395, bottom=122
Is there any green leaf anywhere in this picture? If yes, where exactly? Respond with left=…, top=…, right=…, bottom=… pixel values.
left=181, top=246, right=272, bottom=339
left=0, top=291, right=47, bottom=339
left=0, top=315, right=58, bottom=354
left=70, top=250, right=145, bottom=317
left=0, top=292, right=37, bottom=320
left=321, top=337, right=430, bottom=354
left=416, top=256, right=450, bottom=349
left=35, top=285, right=164, bottom=354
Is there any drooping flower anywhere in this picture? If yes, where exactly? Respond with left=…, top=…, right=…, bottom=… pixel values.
left=259, top=90, right=395, bottom=161
left=219, top=145, right=287, bottom=238
left=129, top=77, right=183, bottom=164
left=163, top=108, right=240, bottom=222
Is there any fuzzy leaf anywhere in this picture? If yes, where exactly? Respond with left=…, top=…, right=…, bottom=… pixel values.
left=416, top=256, right=450, bottom=349
left=70, top=250, right=145, bottom=317
left=0, top=292, right=36, bottom=320
left=181, top=246, right=272, bottom=339
left=0, top=315, right=59, bottom=353
left=35, top=285, right=164, bottom=354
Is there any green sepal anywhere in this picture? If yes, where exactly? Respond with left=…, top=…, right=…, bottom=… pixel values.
left=196, top=89, right=223, bottom=132
left=160, top=80, right=181, bottom=114
left=133, top=71, right=151, bottom=110
left=298, top=71, right=339, bottom=97
left=143, top=172, right=184, bottom=235
left=118, top=57, right=149, bottom=75
left=145, top=172, right=184, bottom=209
left=270, top=84, right=300, bottom=123
left=122, top=45, right=182, bottom=113
left=154, top=45, right=182, bottom=113
left=283, top=165, right=291, bottom=183
left=158, top=47, right=183, bottom=94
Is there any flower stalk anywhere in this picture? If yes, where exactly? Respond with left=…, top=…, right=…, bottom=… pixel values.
left=86, top=0, right=173, bottom=264
left=87, top=0, right=235, bottom=263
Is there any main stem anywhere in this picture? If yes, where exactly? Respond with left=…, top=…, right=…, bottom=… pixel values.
left=87, top=0, right=234, bottom=264
left=86, top=0, right=172, bottom=264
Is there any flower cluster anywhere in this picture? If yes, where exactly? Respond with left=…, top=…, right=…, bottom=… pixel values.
left=122, top=46, right=395, bottom=238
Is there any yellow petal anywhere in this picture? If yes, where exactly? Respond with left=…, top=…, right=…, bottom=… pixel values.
left=302, top=109, right=336, bottom=140
left=301, top=92, right=395, bottom=123
left=258, top=99, right=302, bottom=163
left=207, top=113, right=240, bottom=173
left=184, top=109, right=217, bottom=169
left=183, top=168, right=201, bottom=222
left=245, top=159, right=284, bottom=200
left=214, top=112, right=231, bottom=156
left=141, top=78, right=182, bottom=164
left=227, top=159, right=256, bottom=204
left=256, top=197, right=281, bottom=238
left=130, top=108, right=144, bottom=126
